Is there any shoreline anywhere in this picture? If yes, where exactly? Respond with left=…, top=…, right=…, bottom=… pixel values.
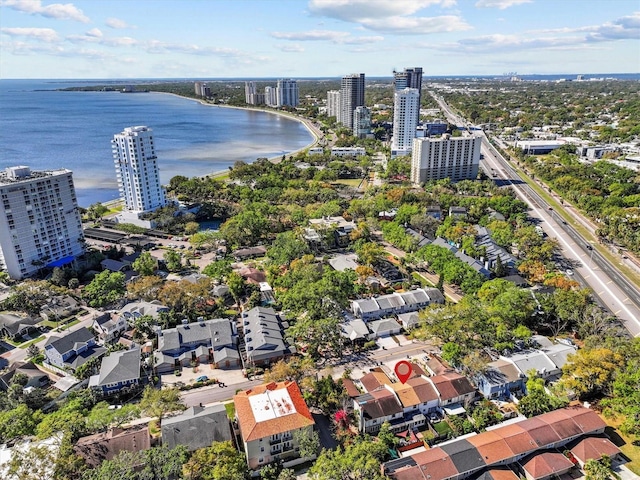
left=157, top=92, right=323, bottom=166
left=98, top=92, right=325, bottom=208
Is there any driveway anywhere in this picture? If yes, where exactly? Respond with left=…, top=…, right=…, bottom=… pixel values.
left=312, top=412, right=338, bottom=450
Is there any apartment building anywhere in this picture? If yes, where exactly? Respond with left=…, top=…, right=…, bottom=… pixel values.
left=0, top=166, right=84, bottom=279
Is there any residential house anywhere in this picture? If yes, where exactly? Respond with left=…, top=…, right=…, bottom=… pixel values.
left=340, top=318, right=369, bottom=344
left=88, top=347, right=141, bottom=396
left=449, top=206, right=467, bottom=218
left=119, top=300, right=169, bottom=323
left=73, top=427, right=151, bottom=467
left=520, top=451, right=574, bottom=480
left=351, top=288, right=440, bottom=321
left=431, top=237, right=492, bottom=278
left=43, top=327, right=107, bottom=373
left=475, top=226, right=517, bottom=272
left=353, top=387, right=404, bottom=434
left=389, top=376, right=440, bottom=420
left=0, top=361, right=50, bottom=391
left=161, top=404, right=232, bottom=451
left=500, top=350, right=561, bottom=382
left=360, top=370, right=392, bottom=393
left=93, top=312, right=127, bottom=343
left=368, top=318, right=402, bottom=338
left=569, top=436, right=621, bottom=468
left=428, top=371, right=476, bottom=410
left=383, top=406, right=608, bottom=480
left=308, top=216, right=356, bottom=247
left=242, top=307, right=292, bottom=367
left=259, top=282, right=276, bottom=306
left=154, top=318, right=238, bottom=374
left=0, top=312, right=40, bottom=340
left=232, top=245, right=267, bottom=261
left=39, top=296, right=80, bottom=322
left=234, top=381, right=316, bottom=470
left=397, top=312, right=420, bottom=330
left=476, top=359, right=526, bottom=400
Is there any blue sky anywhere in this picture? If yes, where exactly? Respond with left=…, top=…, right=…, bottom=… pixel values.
left=1, top=0, right=638, bottom=79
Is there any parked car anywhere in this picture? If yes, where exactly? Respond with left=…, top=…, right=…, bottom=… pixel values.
left=196, top=375, right=209, bottom=382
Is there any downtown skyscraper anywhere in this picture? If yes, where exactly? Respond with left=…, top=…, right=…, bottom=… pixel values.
left=393, top=67, right=423, bottom=124
left=391, top=88, right=420, bottom=157
left=338, top=73, right=365, bottom=129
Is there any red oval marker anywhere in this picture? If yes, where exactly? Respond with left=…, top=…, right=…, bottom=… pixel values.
left=395, top=360, right=413, bottom=384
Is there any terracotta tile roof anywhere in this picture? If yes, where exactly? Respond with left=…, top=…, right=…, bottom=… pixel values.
left=493, top=423, right=538, bottom=455
left=341, top=378, right=361, bottom=398
left=360, top=371, right=392, bottom=392
left=570, top=436, right=620, bottom=464
left=391, top=383, right=421, bottom=408
left=429, top=371, right=475, bottom=401
left=485, top=467, right=520, bottom=480
left=466, top=430, right=516, bottom=464
left=409, top=362, right=428, bottom=378
left=412, top=447, right=460, bottom=480
left=521, top=451, right=574, bottom=479
left=516, top=417, right=562, bottom=447
left=553, top=405, right=607, bottom=433
left=233, top=381, right=315, bottom=442
left=407, top=377, right=439, bottom=402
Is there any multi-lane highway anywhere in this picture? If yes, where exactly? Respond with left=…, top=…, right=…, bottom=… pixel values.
left=430, top=92, right=640, bottom=336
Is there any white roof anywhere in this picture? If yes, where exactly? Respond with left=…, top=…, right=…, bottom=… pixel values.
left=248, top=388, right=298, bottom=422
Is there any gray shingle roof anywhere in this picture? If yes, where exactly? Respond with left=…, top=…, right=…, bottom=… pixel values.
left=243, top=307, right=288, bottom=362
left=161, top=404, right=232, bottom=451
left=157, top=318, right=234, bottom=353
left=93, top=348, right=141, bottom=386
left=45, top=327, right=95, bottom=355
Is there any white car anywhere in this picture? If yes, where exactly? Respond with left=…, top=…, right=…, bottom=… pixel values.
left=565, top=269, right=574, bottom=276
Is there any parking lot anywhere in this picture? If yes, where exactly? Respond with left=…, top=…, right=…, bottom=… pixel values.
left=161, top=363, right=247, bottom=388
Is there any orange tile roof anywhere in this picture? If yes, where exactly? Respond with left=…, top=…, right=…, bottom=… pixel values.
left=466, top=430, right=516, bottom=464
left=233, top=381, right=315, bottom=442
left=360, top=371, right=392, bottom=392
left=521, top=451, right=574, bottom=479
left=570, top=436, right=620, bottom=464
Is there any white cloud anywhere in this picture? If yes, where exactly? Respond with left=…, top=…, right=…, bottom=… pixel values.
left=85, top=28, right=102, bottom=38
left=270, top=29, right=383, bottom=44
left=1, top=26, right=59, bottom=42
left=586, top=11, right=640, bottom=41
left=475, top=0, right=531, bottom=9
left=360, top=15, right=470, bottom=34
left=271, top=29, right=349, bottom=42
left=105, top=17, right=133, bottom=29
left=435, top=11, right=640, bottom=54
left=307, top=0, right=468, bottom=34
left=308, top=0, right=456, bottom=20
left=1, top=0, right=89, bottom=22
left=279, top=44, right=305, bottom=52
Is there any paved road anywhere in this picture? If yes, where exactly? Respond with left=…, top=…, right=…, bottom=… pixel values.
left=431, top=92, right=640, bottom=336
left=180, top=378, right=262, bottom=407
left=480, top=137, right=640, bottom=335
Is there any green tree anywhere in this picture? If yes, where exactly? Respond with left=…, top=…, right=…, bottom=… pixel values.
left=202, top=259, right=233, bottom=282
left=0, top=404, right=41, bottom=443
left=182, top=441, right=248, bottom=480
left=83, top=271, right=126, bottom=307
left=87, top=202, right=108, bottom=222
left=131, top=251, right=157, bottom=276
left=560, top=347, right=624, bottom=399
left=293, top=428, right=320, bottom=459
left=518, top=372, right=567, bottom=418
left=184, top=221, right=201, bottom=235
left=139, top=386, right=185, bottom=424
left=267, top=231, right=310, bottom=266
left=163, top=249, right=182, bottom=272
left=308, top=438, right=388, bottom=480
left=226, top=271, right=245, bottom=304
left=377, top=421, right=399, bottom=452
left=3, top=442, right=58, bottom=480
left=584, top=457, right=615, bottom=480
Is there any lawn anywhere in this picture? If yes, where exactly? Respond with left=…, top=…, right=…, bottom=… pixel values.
left=224, top=402, right=235, bottom=421
left=603, top=417, right=640, bottom=475
left=331, top=178, right=363, bottom=187
left=432, top=420, right=452, bottom=437
left=18, top=336, right=44, bottom=349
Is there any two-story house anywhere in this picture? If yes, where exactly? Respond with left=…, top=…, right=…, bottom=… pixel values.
left=161, top=404, right=232, bottom=452
left=234, top=381, right=316, bottom=470
left=154, top=318, right=239, bottom=374
left=475, top=359, right=526, bottom=400
left=44, top=327, right=107, bottom=373
left=428, top=371, right=476, bottom=412
left=92, top=312, right=127, bottom=344
left=353, top=387, right=404, bottom=434
left=243, top=307, right=292, bottom=367
left=88, top=347, right=141, bottom=396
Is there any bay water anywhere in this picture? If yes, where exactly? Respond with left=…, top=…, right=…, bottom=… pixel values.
left=0, top=80, right=313, bottom=207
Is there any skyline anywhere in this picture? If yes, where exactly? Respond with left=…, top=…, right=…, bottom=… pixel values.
left=0, top=0, right=639, bottom=79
